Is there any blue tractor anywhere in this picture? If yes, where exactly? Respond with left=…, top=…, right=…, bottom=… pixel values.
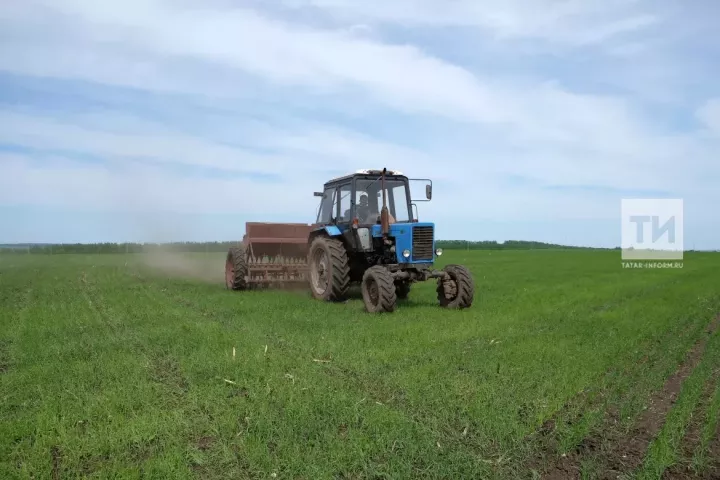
left=307, top=168, right=474, bottom=313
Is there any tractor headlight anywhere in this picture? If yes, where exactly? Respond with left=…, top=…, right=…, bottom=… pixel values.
left=402, top=249, right=411, bottom=258
left=435, top=248, right=443, bottom=256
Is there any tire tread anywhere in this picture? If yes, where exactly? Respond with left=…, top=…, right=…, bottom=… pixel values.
left=362, top=265, right=397, bottom=313
left=436, top=264, right=474, bottom=308
left=308, top=236, right=350, bottom=301
left=227, top=246, right=248, bottom=290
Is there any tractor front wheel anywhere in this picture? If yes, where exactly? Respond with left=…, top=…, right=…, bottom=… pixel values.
left=226, top=246, right=248, bottom=290
left=436, top=264, right=474, bottom=309
left=308, top=236, right=350, bottom=301
left=362, top=266, right=397, bottom=313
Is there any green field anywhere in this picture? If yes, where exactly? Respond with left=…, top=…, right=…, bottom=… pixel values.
left=1, top=250, right=719, bottom=479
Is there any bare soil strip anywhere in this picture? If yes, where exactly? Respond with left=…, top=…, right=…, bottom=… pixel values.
left=0, top=339, right=10, bottom=374
left=51, top=445, right=61, bottom=480
left=662, top=366, right=719, bottom=479
left=540, top=314, right=720, bottom=480
left=705, top=419, right=720, bottom=477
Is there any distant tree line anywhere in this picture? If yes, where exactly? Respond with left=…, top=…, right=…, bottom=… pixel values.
left=0, top=239, right=613, bottom=255
left=435, top=240, right=597, bottom=250
left=0, top=242, right=241, bottom=255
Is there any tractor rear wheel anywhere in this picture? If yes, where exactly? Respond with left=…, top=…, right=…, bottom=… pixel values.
left=225, top=246, right=248, bottom=290
left=362, top=266, right=397, bottom=313
left=436, top=264, right=474, bottom=309
left=308, top=236, right=350, bottom=301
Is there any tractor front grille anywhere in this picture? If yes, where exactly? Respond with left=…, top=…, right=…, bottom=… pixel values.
left=412, top=225, right=434, bottom=261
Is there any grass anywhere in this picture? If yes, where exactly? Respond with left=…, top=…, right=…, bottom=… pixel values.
left=0, top=249, right=719, bottom=479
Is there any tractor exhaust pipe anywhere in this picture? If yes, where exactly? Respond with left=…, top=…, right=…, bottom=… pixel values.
left=380, top=167, right=390, bottom=236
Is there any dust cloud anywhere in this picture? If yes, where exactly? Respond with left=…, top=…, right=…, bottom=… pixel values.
left=121, top=208, right=231, bottom=285
left=136, top=248, right=225, bottom=284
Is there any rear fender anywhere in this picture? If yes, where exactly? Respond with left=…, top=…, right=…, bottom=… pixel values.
left=308, top=225, right=343, bottom=243
left=322, top=225, right=343, bottom=236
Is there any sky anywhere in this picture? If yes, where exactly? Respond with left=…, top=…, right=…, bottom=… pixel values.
left=0, top=0, right=718, bottom=248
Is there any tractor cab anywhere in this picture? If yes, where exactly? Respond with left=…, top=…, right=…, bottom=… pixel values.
left=311, top=168, right=439, bottom=270
left=315, top=169, right=416, bottom=227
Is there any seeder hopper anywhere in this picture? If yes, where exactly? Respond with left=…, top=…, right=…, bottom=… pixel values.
left=225, top=222, right=313, bottom=288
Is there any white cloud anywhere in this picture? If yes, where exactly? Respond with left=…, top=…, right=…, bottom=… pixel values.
left=0, top=109, right=445, bottom=179
left=2, top=104, right=713, bottom=201
left=0, top=0, right=497, bottom=119
left=0, top=151, right=617, bottom=224
left=0, top=0, right=699, bottom=149
left=1, top=0, right=650, bottom=130
left=0, top=152, right=312, bottom=216
left=280, top=0, right=660, bottom=47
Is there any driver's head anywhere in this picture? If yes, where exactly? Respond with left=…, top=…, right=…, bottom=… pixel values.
left=359, top=194, right=368, bottom=206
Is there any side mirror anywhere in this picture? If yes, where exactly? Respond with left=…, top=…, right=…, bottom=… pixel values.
left=409, top=178, right=432, bottom=202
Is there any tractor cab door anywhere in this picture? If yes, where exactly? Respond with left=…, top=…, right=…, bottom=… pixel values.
left=316, top=186, right=336, bottom=224
left=316, top=181, right=354, bottom=226
left=336, top=183, right=353, bottom=224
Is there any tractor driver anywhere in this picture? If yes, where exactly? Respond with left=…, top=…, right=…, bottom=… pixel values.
left=355, top=192, right=395, bottom=224
left=355, top=194, right=372, bottom=223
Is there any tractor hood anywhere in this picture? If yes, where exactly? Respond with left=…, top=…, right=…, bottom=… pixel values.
left=371, top=222, right=436, bottom=264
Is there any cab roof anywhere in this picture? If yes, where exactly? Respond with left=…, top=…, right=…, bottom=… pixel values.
left=324, top=169, right=406, bottom=186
